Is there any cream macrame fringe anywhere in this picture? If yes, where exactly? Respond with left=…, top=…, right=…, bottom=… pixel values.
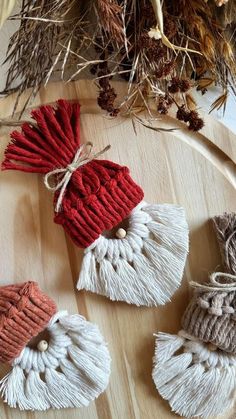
left=152, top=331, right=236, bottom=418
left=78, top=201, right=189, bottom=306
left=0, top=311, right=111, bottom=410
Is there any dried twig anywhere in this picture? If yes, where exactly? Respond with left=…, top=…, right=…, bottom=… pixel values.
left=133, top=114, right=177, bottom=132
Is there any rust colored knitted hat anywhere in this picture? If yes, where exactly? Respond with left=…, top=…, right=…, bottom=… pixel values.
left=153, top=212, right=236, bottom=418
left=0, top=281, right=56, bottom=364
left=2, top=100, right=189, bottom=307
left=0, top=281, right=111, bottom=410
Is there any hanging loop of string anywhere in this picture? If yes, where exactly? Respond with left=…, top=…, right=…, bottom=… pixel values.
left=190, top=272, right=236, bottom=292
left=44, top=142, right=111, bottom=213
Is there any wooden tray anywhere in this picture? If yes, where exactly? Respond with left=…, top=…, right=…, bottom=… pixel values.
left=0, top=80, right=235, bottom=419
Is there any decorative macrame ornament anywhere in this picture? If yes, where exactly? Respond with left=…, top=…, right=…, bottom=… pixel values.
left=152, top=212, right=236, bottom=418
left=2, top=100, right=189, bottom=306
left=0, top=281, right=111, bottom=410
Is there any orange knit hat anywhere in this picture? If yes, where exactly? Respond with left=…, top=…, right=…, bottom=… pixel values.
left=0, top=281, right=57, bottom=364
left=0, top=282, right=111, bottom=411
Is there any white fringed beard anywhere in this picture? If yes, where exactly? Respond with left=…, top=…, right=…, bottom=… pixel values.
left=0, top=311, right=111, bottom=410
left=152, top=331, right=236, bottom=418
left=78, top=201, right=189, bottom=306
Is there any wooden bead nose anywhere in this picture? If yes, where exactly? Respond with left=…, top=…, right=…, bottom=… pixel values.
left=116, top=228, right=127, bottom=239
left=37, top=340, right=48, bottom=352
left=207, top=343, right=217, bottom=352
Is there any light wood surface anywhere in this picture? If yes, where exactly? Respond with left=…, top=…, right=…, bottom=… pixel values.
left=0, top=80, right=235, bottom=419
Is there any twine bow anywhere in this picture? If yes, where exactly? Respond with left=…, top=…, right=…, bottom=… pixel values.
left=44, top=142, right=111, bottom=213
left=190, top=272, right=236, bottom=292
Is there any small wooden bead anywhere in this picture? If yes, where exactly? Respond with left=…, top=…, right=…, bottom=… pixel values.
left=207, top=343, right=217, bottom=352
left=116, top=228, right=127, bottom=239
left=37, top=340, right=48, bottom=352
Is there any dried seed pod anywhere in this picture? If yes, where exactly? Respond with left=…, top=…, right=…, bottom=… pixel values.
left=168, top=76, right=181, bottom=93
left=157, top=94, right=173, bottom=114
left=186, top=93, right=197, bottom=111
left=188, top=116, right=204, bottom=131
left=176, top=106, right=190, bottom=122
left=179, top=78, right=191, bottom=93
left=188, top=111, right=204, bottom=131
left=155, top=60, right=176, bottom=79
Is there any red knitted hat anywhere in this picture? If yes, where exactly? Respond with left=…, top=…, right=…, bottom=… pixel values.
left=54, top=159, right=143, bottom=247
left=0, top=281, right=57, bottom=364
left=2, top=100, right=144, bottom=248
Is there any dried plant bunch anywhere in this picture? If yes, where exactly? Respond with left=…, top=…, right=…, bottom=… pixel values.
left=1, top=0, right=236, bottom=130
left=3, top=0, right=91, bottom=114
left=95, top=0, right=124, bottom=45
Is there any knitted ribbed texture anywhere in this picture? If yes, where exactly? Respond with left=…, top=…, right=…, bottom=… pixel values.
left=0, top=281, right=57, bottom=364
left=181, top=289, right=236, bottom=353
left=182, top=212, right=236, bottom=354
left=54, top=160, right=144, bottom=247
left=2, top=100, right=144, bottom=248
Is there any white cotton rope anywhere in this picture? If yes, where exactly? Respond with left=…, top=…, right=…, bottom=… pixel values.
left=0, top=310, right=111, bottom=410
left=78, top=200, right=189, bottom=306
left=152, top=331, right=236, bottom=418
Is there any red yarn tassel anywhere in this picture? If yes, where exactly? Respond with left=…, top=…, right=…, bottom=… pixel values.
left=2, top=99, right=144, bottom=248
left=2, top=100, right=81, bottom=174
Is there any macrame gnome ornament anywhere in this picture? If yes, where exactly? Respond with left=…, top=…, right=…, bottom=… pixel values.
left=152, top=212, right=236, bottom=418
left=0, top=281, right=111, bottom=410
left=2, top=100, right=189, bottom=306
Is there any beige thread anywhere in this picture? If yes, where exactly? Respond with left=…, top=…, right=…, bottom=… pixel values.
left=44, top=142, right=111, bottom=213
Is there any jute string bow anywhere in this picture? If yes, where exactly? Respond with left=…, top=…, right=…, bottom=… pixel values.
left=44, top=142, right=111, bottom=213
left=190, top=219, right=236, bottom=292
